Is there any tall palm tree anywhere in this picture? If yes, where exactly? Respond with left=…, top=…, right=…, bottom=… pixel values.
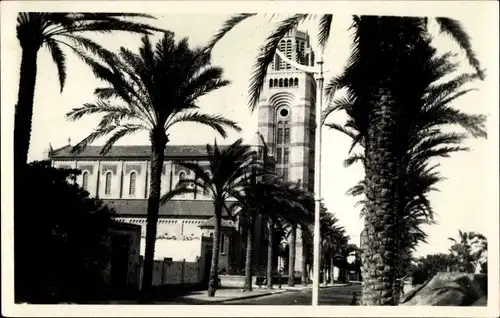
left=325, top=46, right=486, bottom=291
left=66, top=32, right=241, bottom=295
left=207, top=13, right=484, bottom=305
left=15, top=13, right=164, bottom=170
left=163, top=139, right=257, bottom=297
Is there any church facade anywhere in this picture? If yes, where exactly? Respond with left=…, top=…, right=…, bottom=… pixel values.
left=48, top=27, right=317, bottom=277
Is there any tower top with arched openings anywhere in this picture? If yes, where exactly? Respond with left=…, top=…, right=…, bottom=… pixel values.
left=257, top=29, right=317, bottom=193
left=269, top=27, right=316, bottom=72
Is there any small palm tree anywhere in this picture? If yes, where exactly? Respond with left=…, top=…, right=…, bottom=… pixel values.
left=232, top=178, right=304, bottom=291
left=67, top=32, right=241, bottom=295
left=448, top=230, right=487, bottom=273
left=14, top=13, right=164, bottom=170
left=163, top=139, right=257, bottom=297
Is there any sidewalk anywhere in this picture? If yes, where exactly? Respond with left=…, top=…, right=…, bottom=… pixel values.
left=170, top=287, right=287, bottom=304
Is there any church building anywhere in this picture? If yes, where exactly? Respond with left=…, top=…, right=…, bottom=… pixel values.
left=48, top=27, right=317, bottom=277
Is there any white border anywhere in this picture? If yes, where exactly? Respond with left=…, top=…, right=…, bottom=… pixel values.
left=2, top=1, right=499, bottom=317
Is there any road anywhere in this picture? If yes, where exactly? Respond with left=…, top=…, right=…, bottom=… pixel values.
left=223, top=284, right=361, bottom=305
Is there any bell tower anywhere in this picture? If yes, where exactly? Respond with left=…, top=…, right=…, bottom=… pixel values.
left=257, top=27, right=317, bottom=275
left=257, top=27, right=316, bottom=193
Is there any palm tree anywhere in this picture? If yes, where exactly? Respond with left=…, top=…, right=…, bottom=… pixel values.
left=207, top=13, right=484, bottom=305
left=163, top=139, right=257, bottom=297
left=66, top=32, right=241, bottom=295
left=232, top=177, right=306, bottom=291
left=14, top=13, right=164, bottom=170
left=325, top=46, right=486, bottom=289
left=278, top=183, right=314, bottom=287
left=448, top=230, right=487, bottom=273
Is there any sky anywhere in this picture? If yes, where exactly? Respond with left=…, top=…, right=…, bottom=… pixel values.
left=1, top=1, right=499, bottom=258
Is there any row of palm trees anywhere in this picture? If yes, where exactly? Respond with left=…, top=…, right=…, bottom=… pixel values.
left=13, top=13, right=349, bottom=298
left=14, top=13, right=486, bottom=305
left=207, top=14, right=487, bottom=305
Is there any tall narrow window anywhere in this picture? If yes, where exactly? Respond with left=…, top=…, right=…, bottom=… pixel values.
left=105, top=172, right=112, bottom=195
left=283, top=167, right=289, bottom=182
left=203, top=171, right=211, bottom=195
left=283, top=148, right=289, bottom=164
left=129, top=172, right=137, bottom=196
left=82, top=171, right=89, bottom=191
left=276, top=148, right=283, bottom=164
left=277, top=121, right=283, bottom=144
left=294, top=78, right=299, bottom=87
left=220, top=233, right=226, bottom=254
left=177, top=171, right=186, bottom=188
left=284, top=126, right=290, bottom=144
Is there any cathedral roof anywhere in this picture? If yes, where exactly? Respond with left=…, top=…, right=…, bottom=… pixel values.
left=102, top=199, right=230, bottom=217
left=50, top=144, right=235, bottom=159
left=198, top=216, right=236, bottom=230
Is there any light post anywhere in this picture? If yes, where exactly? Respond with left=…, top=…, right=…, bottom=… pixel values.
left=275, top=49, right=325, bottom=306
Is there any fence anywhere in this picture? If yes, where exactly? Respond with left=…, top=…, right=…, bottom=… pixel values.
left=138, top=257, right=201, bottom=289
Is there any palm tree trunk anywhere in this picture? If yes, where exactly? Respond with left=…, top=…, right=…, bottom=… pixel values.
left=288, top=224, right=296, bottom=286
left=266, top=219, right=274, bottom=289
left=361, top=88, right=400, bottom=306
left=330, top=257, right=334, bottom=285
left=244, top=218, right=253, bottom=291
left=15, top=45, right=40, bottom=170
left=141, top=133, right=167, bottom=296
left=208, top=204, right=222, bottom=297
left=301, top=228, right=308, bottom=286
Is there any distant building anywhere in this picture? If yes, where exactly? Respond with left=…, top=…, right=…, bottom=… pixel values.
left=48, top=27, right=318, bottom=276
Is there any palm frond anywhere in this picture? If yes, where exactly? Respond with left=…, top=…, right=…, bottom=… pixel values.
left=100, top=124, right=145, bottom=155
left=159, top=185, right=199, bottom=205
left=205, top=13, right=257, bottom=51
left=247, top=14, right=309, bottom=110
left=165, top=112, right=241, bottom=137
left=70, top=125, right=117, bottom=154
left=317, top=14, right=333, bottom=51
left=435, top=17, right=485, bottom=80
left=44, top=38, right=67, bottom=92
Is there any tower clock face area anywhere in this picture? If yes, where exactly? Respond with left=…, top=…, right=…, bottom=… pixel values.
left=278, top=107, right=290, bottom=119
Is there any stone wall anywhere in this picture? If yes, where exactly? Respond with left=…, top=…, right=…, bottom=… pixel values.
left=138, top=257, right=202, bottom=290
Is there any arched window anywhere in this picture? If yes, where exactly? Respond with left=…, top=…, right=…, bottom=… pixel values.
left=269, top=79, right=273, bottom=87
left=273, top=79, right=278, bottom=87
left=105, top=172, right=112, bottom=195
left=289, top=78, right=293, bottom=86
left=284, top=78, right=288, bottom=87
left=203, top=171, right=212, bottom=195
left=82, top=171, right=89, bottom=191
left=286, top=40, right=292, bottom=69
left=177, top=171, right=186, bottom=188
left=129, top=172, right=137, bottom=196
left=279, top=78, right=283, bottom=87
left=294, top=78, right=299, bottom=87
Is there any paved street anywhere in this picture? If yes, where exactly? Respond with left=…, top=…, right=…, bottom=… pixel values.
left=222, top=284, right=361, bottom=305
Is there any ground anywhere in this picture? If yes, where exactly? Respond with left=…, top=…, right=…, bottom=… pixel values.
left=224, top=285, right=361, bottom=305
left=164, top=284, right=361, bottom=305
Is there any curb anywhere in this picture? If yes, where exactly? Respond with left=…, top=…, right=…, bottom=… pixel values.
left=216, top=289, right=288, bottom=303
